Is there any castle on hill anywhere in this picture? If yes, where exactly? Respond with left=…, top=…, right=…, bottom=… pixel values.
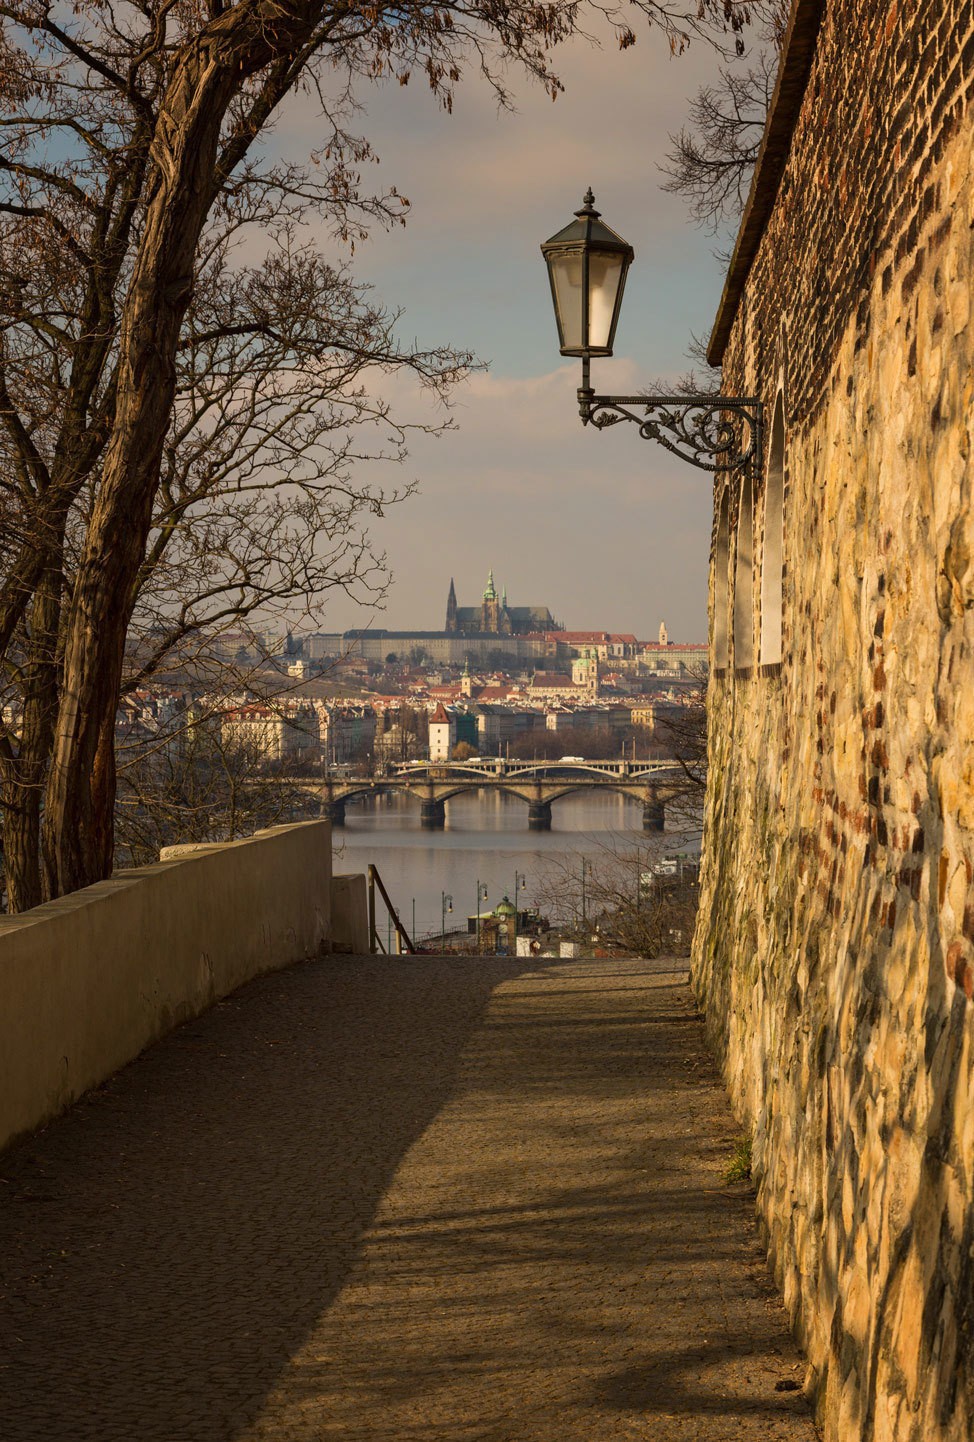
left=445, top=571, right=561, bottom=637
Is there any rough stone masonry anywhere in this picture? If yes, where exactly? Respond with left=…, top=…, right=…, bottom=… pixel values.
left=694, top=2, right=974, bottom=1440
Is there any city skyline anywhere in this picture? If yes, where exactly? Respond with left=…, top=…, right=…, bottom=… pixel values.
left=317, top=567, right=701, bottom=643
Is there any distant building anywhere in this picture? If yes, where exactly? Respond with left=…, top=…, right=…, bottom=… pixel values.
left=472, top=705, right=541, bottom=756
left=527, top=672, right=586, bottom=702
left=637, top=640, right=708, bottom=676
left=571, top=648, right=600, bottom=695
left=445, top=571, right=561, bottom=637
left=320, top=705, right=376, bottom=765
left=429, top=703, right=456, bottom=761
left=221, top=703, right=319, bottom=765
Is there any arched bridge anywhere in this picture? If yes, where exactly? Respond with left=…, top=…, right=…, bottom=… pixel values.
left=316, top=758, right=687, bottom=832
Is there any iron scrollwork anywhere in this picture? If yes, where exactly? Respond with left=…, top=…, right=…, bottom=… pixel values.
left=578, top=389, right=762, bottom=474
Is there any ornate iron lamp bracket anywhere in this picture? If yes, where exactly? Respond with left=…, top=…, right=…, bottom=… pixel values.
left=578, top=384, right=763, bottom=475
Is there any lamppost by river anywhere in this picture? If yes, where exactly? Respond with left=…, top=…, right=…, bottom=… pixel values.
left=513, top=870, right=527, bottom=946
left=441, top=890, right=453, bottom=942
left=540, top=191, right=762, bottom=477
left=475, top=880, right=488, bottom=954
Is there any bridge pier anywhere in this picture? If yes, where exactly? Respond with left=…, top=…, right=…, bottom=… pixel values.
left=421, top=800, right=446, bottom=830
left=323, top=799, right=346, bottom=826
left=643, top=798, right=666, bottom=833
left=528, top=801, right=552, bottom=832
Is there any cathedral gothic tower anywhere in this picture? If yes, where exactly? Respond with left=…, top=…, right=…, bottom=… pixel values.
left=481, top=570, right=500, bottom=634
left=445, top=573, right=557, bottom=636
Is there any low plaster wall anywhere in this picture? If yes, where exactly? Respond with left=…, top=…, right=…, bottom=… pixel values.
left=331, top=873, right=370, bottom=954
left=0, top=820, right=334, bottom=1154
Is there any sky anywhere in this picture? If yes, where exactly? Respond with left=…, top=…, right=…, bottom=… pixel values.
left=272, top=21, right=741, bottom=643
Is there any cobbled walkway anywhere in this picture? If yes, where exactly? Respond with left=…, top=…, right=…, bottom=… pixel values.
left=0, top=955, right=818, bottom=1441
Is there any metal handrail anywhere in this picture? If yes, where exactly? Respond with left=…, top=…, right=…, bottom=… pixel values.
left=367, top=863, right=416, bottom=955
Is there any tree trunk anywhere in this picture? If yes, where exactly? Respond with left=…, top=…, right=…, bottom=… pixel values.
left=40, top=5, right=319, bottom=897
left=1, top=776, right=42, bottom=913
left=2, top=569, right=63, bottom=911
left=42, top=42, right=247, bottom=896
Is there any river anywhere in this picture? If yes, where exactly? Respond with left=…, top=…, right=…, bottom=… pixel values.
left=332, top=789, right=695, bottom=944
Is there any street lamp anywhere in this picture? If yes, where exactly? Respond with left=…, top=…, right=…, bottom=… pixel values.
left=441, top=890, right=453, bottom=941
left=581, top=857, right=591, bottom=926
left=541, top=188, right=633, bottom=363
left=513, top=870, right=528, bottom=945
left=541, top=190, right=762, bottom=475
left=476, top=880, right=488, bottom=954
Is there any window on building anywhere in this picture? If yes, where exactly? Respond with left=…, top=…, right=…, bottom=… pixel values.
left=759, top=394, right=785, bottom=666
left=714, top=489, right=730, bottom=670
left=734, top=471, right=754, bottom=671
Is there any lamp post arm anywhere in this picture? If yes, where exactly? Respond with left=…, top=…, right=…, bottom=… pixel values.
left=577, top=384, right=763, bottom=476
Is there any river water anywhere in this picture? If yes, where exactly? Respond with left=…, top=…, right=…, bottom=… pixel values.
left=332, top=790, right=692, bottom=944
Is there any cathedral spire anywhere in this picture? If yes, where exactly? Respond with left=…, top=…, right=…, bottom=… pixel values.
left=483, top=569, right=496, bottom=601
left=446, top=576, right=458, bottom=633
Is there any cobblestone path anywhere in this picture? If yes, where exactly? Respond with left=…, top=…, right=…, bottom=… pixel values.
left=0, top=955, right=817, bottom=1441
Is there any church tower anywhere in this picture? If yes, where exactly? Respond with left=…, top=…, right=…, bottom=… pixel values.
left=446, top=577, right=458, bottom=633
left=481, top=569, right=501, bottom=633
left=572, top=646, right=600, bottom=695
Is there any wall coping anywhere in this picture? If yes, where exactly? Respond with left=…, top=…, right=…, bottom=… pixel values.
left=707, top=0, right=826, bottom=366
left=0, top=822, right=317, bottom=936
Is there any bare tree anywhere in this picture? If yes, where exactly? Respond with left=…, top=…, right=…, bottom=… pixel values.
left=661, top=0, right=790, bottom=238
left=533, top=839, right=700, bottom=957
left=114, top=714, right=317, bottom=866
left=652, top=681, right=707, bottom=835
left=0, top=0, right=763, bottom=910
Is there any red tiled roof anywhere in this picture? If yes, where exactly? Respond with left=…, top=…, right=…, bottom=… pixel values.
left=529, top=673, right=580, bottom=688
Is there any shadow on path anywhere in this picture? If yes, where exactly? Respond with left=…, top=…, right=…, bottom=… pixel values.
left=221, top=957, right=818, bottom=1441
left=0, top=954, right=526, bottom=1442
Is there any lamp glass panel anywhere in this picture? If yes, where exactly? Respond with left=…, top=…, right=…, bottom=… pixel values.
left=549, top=251, right=584, bottom=350
left=587, top=252, right=624, bottom=351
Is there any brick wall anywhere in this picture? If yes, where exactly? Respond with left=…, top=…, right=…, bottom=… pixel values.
left=694, top=4, right=974, bottom=1439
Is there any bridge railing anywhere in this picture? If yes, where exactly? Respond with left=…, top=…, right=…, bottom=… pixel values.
left=388, top=758, right=679, bottom=779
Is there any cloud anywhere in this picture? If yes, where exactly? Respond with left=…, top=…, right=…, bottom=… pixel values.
left=321, top=359, right=716, bottom=640
left=259, top=22, right=737, bottom=641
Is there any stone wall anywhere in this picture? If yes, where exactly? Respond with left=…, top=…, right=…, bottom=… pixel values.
left=693, top=4, right=974, bottom=1440
left=0, top=821, right=336, bottom=1155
